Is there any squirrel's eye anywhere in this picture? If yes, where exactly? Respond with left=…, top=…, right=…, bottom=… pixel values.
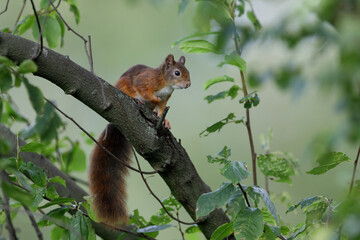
left=174, top=70, right=181, bottom=76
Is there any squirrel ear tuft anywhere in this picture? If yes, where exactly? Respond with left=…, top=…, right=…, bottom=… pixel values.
left=178, top=56, right=186, bottom=65
left=165, top=54, right=175, bottom=68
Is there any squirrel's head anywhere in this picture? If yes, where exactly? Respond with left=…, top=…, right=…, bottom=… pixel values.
left=163, top=54, right=191, bottom=89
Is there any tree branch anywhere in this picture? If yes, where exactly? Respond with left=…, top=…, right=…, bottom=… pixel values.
left=0, top=32, right=231, bottom=239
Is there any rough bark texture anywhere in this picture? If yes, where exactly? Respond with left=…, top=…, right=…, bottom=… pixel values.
left=0, top=32, right=231, bottom=239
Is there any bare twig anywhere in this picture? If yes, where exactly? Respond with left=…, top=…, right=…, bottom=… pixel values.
left=131, top=146, right=198, bottom=225
left=0, top=0, right=10, bottom=15
left=348, top=145, right=360, bottom=196
left=232, top=15, right=258, bottom=186
left=47, top=0, right=92, bottom=69
left=0, top=172, right=18, bottom=240
left=14, top=0, right=27, bottom=28
left=156, top=106, right=170, bottom=130
left=237, top=183, right=251, bottom=208
left=44, top=98, right=157, bottom=175
left=176, top=211, right=185, bottom=240
left=29, top=0, right=44, bottom=59
left=101, top=222, right=156, bottom=240
left=23, top=205, right=44, bottom=240
left=88, top=35, right=94, bottom=73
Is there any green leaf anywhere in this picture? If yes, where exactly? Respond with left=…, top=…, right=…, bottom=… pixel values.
left=15, top=15, right=35, bottom=36
left=196, top=182, right=235, bottom=218
left=207, top=146, right=231, bottom=165
left=185, top=225, right=201, bottom=234
left=69, top=4, right=81, bottom=24
left=23, top=78, right=44, bottom=114
left=3, top=101, right=29, bottom=124
left=20, top=141, right=45, bottom=154
left=137, top=225, right=174, bottom=233
left=233, top=207, right=264, bottom=240
left=18, top=60, right=38, bottom=74
left=0, top=66, right=12, bottom=93
left=1, top=180, right=33, bottom=206
left=40, top=0, right=56, bottom=9
left=51, top=226, right=69, bottom=240
left=252, top=186, right=279, bottom=224
left=210, top=222, right=233, bottom=240
left=69, top=212, right=89, bottom=240
left=0, top=139, right=12, bottom=155
left=257, top=152, right=297, bottom=183
left=200, top=113, right=243, bottom=137
left=224, top=51, right=247, bottom=73
left=22, top=101, right=63, bottom=143
left=204, top=91, right=227, bottom=103
left=0, top=56, right=15, bottom=66
left=227, top=85, right=242, bottom=99
left=203, top=75, right=234, bottom=90
left=39, top=197, right=75, bottom=209
left=226, top=191, right=246, bottom=220
left=307, top=152, right=352, bottom=175
left=32, top=15, right=61, bottom=49
left=286, top=196, right=322, bottom=214
left=45, top=185, right=59, bottom=199
left=180, top=40, right=219, bottom=54
left=38, top=207, right=70, bottom=227
left=171, top=31, right=219, bottom=47
left=19, top=162, right=47, bottom=187
left=220, top=161, right=249, bottom=184
left=56, top=15, right=65, bottom=47
left=247, top=11, right=262, bottom=30
left=49, top=176, right=66, bottom=187
left=261, top=208, right=277, bottom=226
left=178, top=0, right=189, bottom=14
left=62, top=142, right=86, bottom=172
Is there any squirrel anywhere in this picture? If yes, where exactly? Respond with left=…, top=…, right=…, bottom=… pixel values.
left=89, top=54, right=190, bottom=225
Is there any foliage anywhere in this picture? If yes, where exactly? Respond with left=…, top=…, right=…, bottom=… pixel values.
left=1, top=0, right=360, bottom=239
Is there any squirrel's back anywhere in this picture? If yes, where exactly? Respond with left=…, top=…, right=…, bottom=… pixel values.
left=89, top=124, right=132, bottom=224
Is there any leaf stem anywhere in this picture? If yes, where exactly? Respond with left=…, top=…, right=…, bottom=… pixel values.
left=348, top=145, right=360, bottom=196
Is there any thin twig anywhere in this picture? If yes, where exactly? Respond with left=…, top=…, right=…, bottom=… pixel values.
left=326, top=198, right=332, bottom=229
left=131, top=146, right=198, bottom=225
left=237, top=183, right=251, bottom=208
left=348, top=145, right=360, bottom=196
left=0, top=172, right=18, bottom=240
left=0, top=0, right=10, bottom=15
left=88, top=35, right=94, bottom=73
left=47, top=0, right=91, bottom=68
left=44, top=98, right=157, bottom=175
left=232, top=16, right=258, bottom=186
left=176, top=211, right=185, bottom=240
left=48, top=0, right=106, bottom=104
left=29, top=0, right=44, bottom=59
left=101, top=222, right=156, bottom=240
left=14, top=0, right=27, bottom=28
left=23, top=205, right=44, bottom=240
left=156, top=106, right=170, bottom=130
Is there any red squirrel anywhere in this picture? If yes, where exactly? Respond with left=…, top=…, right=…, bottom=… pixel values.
left=89, top=54, right=190, bottom=225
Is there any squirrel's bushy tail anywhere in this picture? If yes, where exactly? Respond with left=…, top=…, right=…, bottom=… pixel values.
left=89, top=124, right=132, bottom=225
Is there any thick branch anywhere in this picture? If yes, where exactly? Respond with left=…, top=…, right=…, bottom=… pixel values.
left=0, top=32, right=231, bottom=239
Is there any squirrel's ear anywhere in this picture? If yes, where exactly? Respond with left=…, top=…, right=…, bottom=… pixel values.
left=165, top=54, right=175, bottom=68
left=178, top=56, right=185, bottom=65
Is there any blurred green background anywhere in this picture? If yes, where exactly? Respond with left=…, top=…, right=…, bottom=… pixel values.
left=0, top=0, right=357, bottom=239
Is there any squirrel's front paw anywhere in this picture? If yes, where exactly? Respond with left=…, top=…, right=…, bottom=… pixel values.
left=164, top=119, right=171, bottom=129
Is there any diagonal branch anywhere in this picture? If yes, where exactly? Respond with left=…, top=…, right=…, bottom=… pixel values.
left=0, top=32, right=231, bottom=239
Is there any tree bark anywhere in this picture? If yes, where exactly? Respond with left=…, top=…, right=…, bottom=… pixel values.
left=0, top=32, right=231, bottom=239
